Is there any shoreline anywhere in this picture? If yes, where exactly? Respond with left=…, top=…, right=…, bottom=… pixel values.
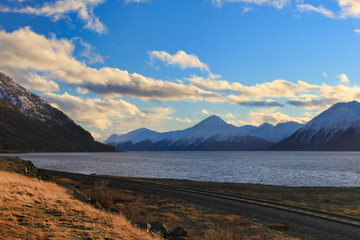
left=45, top=168, right=360, bottom=219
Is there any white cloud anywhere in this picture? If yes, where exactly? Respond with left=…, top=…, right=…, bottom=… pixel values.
left=0, top=68, right=59, bottom=92
left=322, top=72, right=328, bottom=77
left=78, top=39, right=104, bottom=64
left=338, top=0, right=360, bottom=18
left=150, top=50, right=210, bottom=72
left=249, top=111, right=310, bottom=125
left=297, top=0, right=360, bottom=19
left=124, top=0, right=149, bottom=3
left=201, top=109, right=209, bottom=115
left=188, top=75, right=243, bottom=90
left=188, top=77, right=322, bottom=99
left=90, top=131, right=102, bottom=140
left=0, top=27, right=219, bottom=102
left=355, top=29, right=360, bottom=33
left=212, top=0, right=290, bottom=9
left=338, top=73, right=350, bottom=84
left=176, top=117, right=192, bottom=124
left=43, top=92, right=174, bottom=130
left=297, top=4, right=335, bottom=18
left=226, top=119, right=249, bottom=126
left=0, top=0, right=106, bottom=34
left=222, top=112, right=236, bottom=119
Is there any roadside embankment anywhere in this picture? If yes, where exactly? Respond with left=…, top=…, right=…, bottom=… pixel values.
left=0, top=157, right=158, bottom=240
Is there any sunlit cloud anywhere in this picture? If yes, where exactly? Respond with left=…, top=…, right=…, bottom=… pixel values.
left=0, top=0, right=106, bottom=34
left=0, top=68, right=59, bottom=92
left=176, top=117, right=192, bottom=124
left=78, top=39, right=104, bottom=64
left=43, top=92, right=174, bottom=130
left=0, top=27, right=217, bottom=101
left=338, top=0, right=360, bottom=18
left=338, top=73, right=350, bottom=84
left=201, top=109, right=209, bottom=115
left=150, top=50, right=210, bottom=72
left=297, top=0, right=360, bottom=19
left=212, top=0, right=290, bottom=9
left=248, top=111, right=310, bottom=125
left=124, top=0, right=149, bottom=3
left=187, top=75, right=243, bottom=90
left=297, top=4, right=335, bottom=18
left=90, top=131, right=102, bottom=140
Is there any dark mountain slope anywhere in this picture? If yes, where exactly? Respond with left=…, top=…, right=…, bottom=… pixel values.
left=0, top=72, right=114, bottom=152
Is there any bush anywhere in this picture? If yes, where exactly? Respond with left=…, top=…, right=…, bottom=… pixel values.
left=86, top=180, right=115, bottom=210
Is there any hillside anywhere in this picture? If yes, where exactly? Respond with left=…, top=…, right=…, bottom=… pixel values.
left=0, top=72, right=113, bottom=152
left=0, top=169, right=157, bottom=239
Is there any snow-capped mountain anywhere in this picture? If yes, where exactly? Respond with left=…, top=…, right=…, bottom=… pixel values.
left=0, top=72, right=68, bottom=123
left=272, top=101, right=360, bottom=150
left=105, top=115, right=272, bottom=151
left=0, top=72, right=113, bottom=152
left=241, top=122, right=303, bottom=143
left=104, top=128, right=162, bottom=146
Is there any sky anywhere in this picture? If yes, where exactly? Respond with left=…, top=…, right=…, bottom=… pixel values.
left=0, top=0, right=360, bottom=141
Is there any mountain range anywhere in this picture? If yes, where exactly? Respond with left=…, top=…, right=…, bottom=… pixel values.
left=105, top=100, right=360, bottom=151
left=0, top=72, right=113, bottom=152
left=104, top=115, right=303, bottom=151
left=2, top=71, right=360, bottom=152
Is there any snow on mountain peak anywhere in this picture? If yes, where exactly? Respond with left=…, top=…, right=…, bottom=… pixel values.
left=194, top=115, right=228, bottom=128
left=330, top=100, right=360, bottom=113
left=0, top=72, right=70, bottom=123
left=304, top=100, right=360, bottom=131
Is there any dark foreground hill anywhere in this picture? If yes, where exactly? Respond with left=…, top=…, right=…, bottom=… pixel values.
left=0, top=72, right=114, bottom=152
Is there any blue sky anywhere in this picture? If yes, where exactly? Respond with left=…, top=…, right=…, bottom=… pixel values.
left=0, top=0, right=360, bottom=140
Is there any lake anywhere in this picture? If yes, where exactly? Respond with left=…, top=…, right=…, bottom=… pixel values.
left=2, top=151, right=360, bottom=187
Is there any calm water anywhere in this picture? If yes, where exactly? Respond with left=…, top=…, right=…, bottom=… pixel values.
left=2, top=151, right=360, bottom=187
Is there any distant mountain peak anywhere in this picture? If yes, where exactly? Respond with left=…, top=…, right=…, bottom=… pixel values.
left=131, top=128, right=153, bottom=133
left=329, top=100, right=360, bottom=113
left=272, top=100, right=360, bottom=150
left=201, top=115, right=225, bottom=123
left=195, top=115, right=228, bottom=128
left=304, top=100, right=360, bottom=132
left=259, top=122, right=274, bottom=128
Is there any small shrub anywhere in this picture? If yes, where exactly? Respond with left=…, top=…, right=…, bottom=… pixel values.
left=86, top=180, right=115, bottom=210
left=119, top=205, right=150, bottom=222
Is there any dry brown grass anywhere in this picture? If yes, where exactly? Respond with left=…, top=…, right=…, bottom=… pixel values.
left=110, top=192, right=299, bottom=240
left=0, top=171, right=159, bottom=240
left=51, top=174, right=303, bottom=240
left=132, top=177, right=360, bottom=218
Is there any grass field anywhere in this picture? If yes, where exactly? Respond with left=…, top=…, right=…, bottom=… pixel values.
left=0, top=170, right=158, bottom=240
